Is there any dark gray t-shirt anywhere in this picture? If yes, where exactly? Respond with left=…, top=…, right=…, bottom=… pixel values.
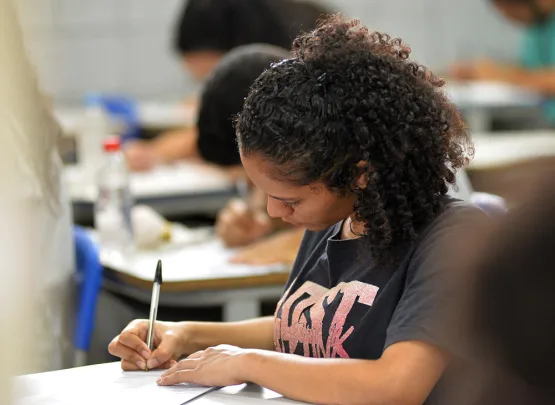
left=273, top=197, right=481, bottom=404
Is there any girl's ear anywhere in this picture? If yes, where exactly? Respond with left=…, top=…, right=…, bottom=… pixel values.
left=355, top=160, right=371, bottom=189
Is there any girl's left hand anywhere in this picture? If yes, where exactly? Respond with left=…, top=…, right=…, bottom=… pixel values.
left=156, top=345, right=252, bottom=387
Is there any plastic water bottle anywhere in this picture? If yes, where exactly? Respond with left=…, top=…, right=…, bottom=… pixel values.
left=94, top=137, right=134, bottom=253
left=77, top=95, right=112, bottom=173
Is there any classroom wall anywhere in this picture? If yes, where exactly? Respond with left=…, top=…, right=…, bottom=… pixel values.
left=15, top=0, right=522, bottom=106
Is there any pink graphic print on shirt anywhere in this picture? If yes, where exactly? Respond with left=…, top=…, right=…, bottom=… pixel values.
left=274, top=280, right=379, bottom=358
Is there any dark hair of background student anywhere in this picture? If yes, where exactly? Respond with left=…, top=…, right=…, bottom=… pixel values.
left=236, top=16, right=473, bottom=261
left=174, top=0, right=332, bottom=55
left=488, top=0, right=555, bottom=25
left=196, top=44, right=290, bottom=166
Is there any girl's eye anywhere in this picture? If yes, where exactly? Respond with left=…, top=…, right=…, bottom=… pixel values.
left=281, top=200, right=300, bottom=209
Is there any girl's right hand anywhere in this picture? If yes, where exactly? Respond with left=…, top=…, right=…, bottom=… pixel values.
left=216, top=199, right=273, bottom=248
left=108, top=319, right=189, bottom=371
left=124, top=141, right=160, bottom=172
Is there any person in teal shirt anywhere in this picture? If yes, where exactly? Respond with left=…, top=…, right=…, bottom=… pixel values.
left=451, top=0, right=555, bottom=122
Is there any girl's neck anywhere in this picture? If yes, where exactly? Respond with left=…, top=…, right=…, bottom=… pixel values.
left=340, top=215, right=365, bottom=240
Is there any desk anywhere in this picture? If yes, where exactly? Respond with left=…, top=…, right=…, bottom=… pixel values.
left=446, top=81, right=542, bottom=131
left=104, top=273, right=287, bottom=322
left=54, top=102, right=195, bottom=135
left=206, top=384, right=309, bottom=405
left=66, top=162, right=236, bottom=223
left=56, top=86, right=541, bottom=135
left=15, top=362, right=308, bottom=405
left=138, top=102, right=196, bottom=130
left=101, top=236, right=290, bottom=322
left=469, top=130, right=555, bottom=201
left=471, top=131, right=555, bottom=170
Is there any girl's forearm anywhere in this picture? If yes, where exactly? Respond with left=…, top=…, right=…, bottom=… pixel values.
left=179, top=316, right=275, bottom=354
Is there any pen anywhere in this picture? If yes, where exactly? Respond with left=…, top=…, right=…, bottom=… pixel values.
left=235, top=176, right=253, bottom=212
left=145, top=259, right=163, bottom=371
left=236, top=176, right=249, bottom=202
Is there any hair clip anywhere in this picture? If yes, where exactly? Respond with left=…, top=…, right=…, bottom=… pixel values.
left=315, top=72, right=333, bottom=94
left=317, top=73, right=333, bottom=84
left=270, top=58, right=297, bottom=69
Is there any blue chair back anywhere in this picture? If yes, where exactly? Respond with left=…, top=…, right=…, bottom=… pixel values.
left=85, top=93, right=139, bottom=143
left=73, top=226, right=103, bottom=363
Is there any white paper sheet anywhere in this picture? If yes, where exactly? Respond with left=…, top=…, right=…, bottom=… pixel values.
left=15, top=362, right=218, bottom=405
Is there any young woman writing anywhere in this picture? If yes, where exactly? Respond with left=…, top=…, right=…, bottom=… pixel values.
left=109, top=16, right=479, bottom=405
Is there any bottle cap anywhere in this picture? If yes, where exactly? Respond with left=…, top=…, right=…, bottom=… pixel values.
left=103, top=137, right=121, bottom=153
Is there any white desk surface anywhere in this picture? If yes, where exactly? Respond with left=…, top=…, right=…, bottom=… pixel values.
left=445, top=81, right=541, bottom=109
left=101, top=234, right=287, bottom=284
left=138, top=102, right=196, bottom=128
left=54, top=102, right=196, bottom=134
left=65, top=161, right=233, bottom=202
left=65, top=130, right=555, bottom=201
left=15, top=362, right=307, bottom=405
left=54, top=83, right=540, bottom=133
left=98, top=228, right=289, bottom=322
left=203, top=384, right=309, bottom=405
left=471, top=130, right=555, bottom=170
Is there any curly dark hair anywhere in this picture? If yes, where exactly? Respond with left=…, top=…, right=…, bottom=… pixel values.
left=236, top=16, right=473, bottom=261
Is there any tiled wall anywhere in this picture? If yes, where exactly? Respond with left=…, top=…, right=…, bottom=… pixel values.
left=14, top=0, right=522, bottom=106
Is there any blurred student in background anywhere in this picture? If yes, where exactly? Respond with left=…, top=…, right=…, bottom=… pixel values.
left=195, top=43, right=304, bottom=264
left=91, top=44, right=310, bottom=366
left=451, top=0, right=555, bottom=123
left=175, top=0, right=328, bottom=81
left=125, top=0, right=331, bottom=171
